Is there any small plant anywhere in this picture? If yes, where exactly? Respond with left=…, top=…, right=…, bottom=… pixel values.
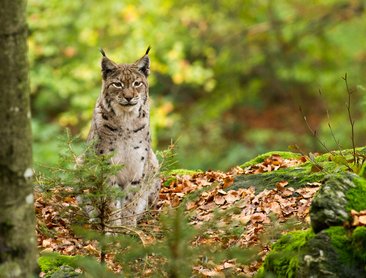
left=37, top=131, right=128, bottom=263
left=299, top=74, right=366, bottom=175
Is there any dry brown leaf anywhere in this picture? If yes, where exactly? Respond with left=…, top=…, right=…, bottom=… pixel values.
left=269, top=201, right=282, bottom=216
left=359, top=215, right=366, bottom=225
left=42, top=239, right=52, bottom=248
left=199, top=269, right=225, bottom=277
left=250, top=213, right=267, bottom=223
left=214, top=195, right=226, bottom=205
left=276, top=181, right=288, bottom=191
left=217, top=189, right=227, bottom=195
left=186, top=201, right=197, bottom=210
left=84, top=244, right=99, bottom=256
left=225, top=190, right=240, bottom=204
left=352, top=215, right=360, bottom=226
left=223, top=176, right=234, bottom=188
left=239, top=215, right=251, bottom=225
left=171, top=195, right=180, bottom=207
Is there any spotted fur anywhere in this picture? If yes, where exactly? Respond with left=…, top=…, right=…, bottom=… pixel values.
left=87, top=47, right=160, bottom=226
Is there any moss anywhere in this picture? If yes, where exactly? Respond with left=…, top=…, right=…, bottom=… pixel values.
left=162, top=169, right=203, bottom=187
left=164, top=169, right=203, bottom=176
left=232, top=166, right=325, bottom=193
left=234, top=150, right=354, bottom=193
left=259, top=227, right=366, bottom=277
left=38, top=253, right=80, bottom=274
left=257, top=229, right=314, bottom=278
left=310, top=173, right=355, bottom=233
left=324, top=226, right=352, bottom=264
left=351, top=227, right=366, bottom=263
left=346, top=177, right=366, bottom=212
left=240, top=151, right=302, bottom=168
left=324, top=226, right=366, bottom=266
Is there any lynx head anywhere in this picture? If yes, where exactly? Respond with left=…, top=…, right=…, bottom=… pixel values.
left=100, top=47, right=151, bottom=112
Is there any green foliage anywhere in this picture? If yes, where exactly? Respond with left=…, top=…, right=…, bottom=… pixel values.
left=257, top=229, right=315, bottom=278
left=36, top=132, right=126, bottom=263
left=28, top=0, right=366, bottom=170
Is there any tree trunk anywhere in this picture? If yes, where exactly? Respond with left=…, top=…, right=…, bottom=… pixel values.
left=0, top=0, right=37, bottom=276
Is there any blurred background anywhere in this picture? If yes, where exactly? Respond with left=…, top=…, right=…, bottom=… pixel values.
left=28, top=0, right=366, bottom=171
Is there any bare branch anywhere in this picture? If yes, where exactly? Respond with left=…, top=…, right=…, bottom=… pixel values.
left=343, top=73, right=357, bottom=164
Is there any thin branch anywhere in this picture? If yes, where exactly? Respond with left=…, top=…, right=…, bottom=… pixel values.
left=342, top=73, right=357, bottom=164
left=299, top=106, right=331, bottom=153
left=104, top=224, right=149, bottom=246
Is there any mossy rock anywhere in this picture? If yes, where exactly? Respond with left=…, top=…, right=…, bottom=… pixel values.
left=310, top=173, right=366, bottom=233
left=256, top=229, right=315, bottom=278
left=232, top=166, right=325, bottom=194
left=258, top=227, right=366, bottom=278
left=233, top=150, right=361, bottom=194
left=240, top=151, right=302, bottom=169
left=233, top=151, right=328, bottom=193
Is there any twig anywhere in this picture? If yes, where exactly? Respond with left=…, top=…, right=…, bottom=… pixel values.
left=105, top=224, right=149, bottom=246
left=342, top=73, right=357, bottom=164
left=299, top=106, right=331, bottom=153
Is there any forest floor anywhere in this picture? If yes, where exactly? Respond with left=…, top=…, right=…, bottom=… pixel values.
left=35, top=154, right=321, bottom=277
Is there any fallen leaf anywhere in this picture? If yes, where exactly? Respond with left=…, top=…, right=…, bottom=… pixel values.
left=359, top=215, right=366, bottom=225
left=186, top=201, right=197, bottom=210
left=250, top=213, right=267, bottom=223
left=276, top=181, right=288, bottom=191
left=352, top=215, right=360, bottom=226
left=214, top=195, right=226, bottom=205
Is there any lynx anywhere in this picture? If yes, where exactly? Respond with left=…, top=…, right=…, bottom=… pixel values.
left=87, top=47, right=160, bottom=227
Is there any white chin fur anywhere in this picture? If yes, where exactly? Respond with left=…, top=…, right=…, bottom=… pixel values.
left=113, top=102, right=138, bottom=114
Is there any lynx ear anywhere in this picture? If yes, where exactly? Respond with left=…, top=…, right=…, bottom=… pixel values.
left=135, top=46, right=151, bottom=77
left=100, top=49, right=118, bottom=79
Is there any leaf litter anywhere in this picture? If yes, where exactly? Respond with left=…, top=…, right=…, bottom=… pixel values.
left=35, top=154, right=320, bottom=277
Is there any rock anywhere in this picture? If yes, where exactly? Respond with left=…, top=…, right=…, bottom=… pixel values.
left=258, top=227, right=366, bottom=278
left=246, top=150, right=366, bottom=277
left=232, top=167, right=324, bottom=194
left=310, top=173, right=355, bottom=233
left=310, top=173, right=366, bottom=233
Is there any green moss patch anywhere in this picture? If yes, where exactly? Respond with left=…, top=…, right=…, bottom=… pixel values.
left=325, top=226, right=353, bottom=265
left=257, top=229, right=314, bottom=278
left=352, top=227, right=366, bottom=262
left=232, top=166, right=324, bottom=193
left=38, top=253, right=81, bottom=276
left=324, top=226, right=366, bottom=275
left=240, top=151, right=302, bottom=169
left=346, top=177, right=366, bottom=212
left=259, top=226, right=366, bottom=277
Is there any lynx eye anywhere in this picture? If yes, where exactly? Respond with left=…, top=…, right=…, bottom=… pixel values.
left=132, top=81, right=142, bottom=88
left=111, top=82, right=124, bottom=89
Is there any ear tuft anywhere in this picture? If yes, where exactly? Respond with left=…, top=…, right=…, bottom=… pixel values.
left=135, top=47, right=151, bottom=77
left=100, top=48, right=106, bottom=57
left=100, top=50, right=117, bottom=80
left=145, top=46, right=151, bottom=56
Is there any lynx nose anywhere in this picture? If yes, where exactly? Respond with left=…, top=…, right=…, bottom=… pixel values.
left=124, top=97, right=133, bottom=102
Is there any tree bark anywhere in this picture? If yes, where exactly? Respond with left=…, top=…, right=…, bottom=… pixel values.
left=0, top=0, right=37, bottom=276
